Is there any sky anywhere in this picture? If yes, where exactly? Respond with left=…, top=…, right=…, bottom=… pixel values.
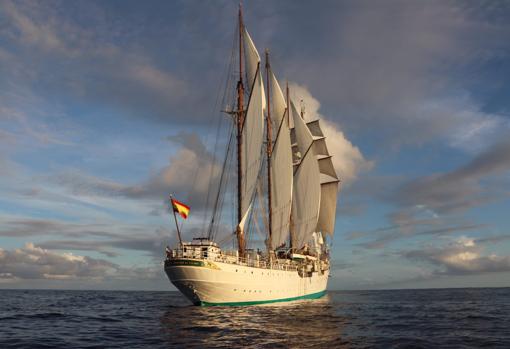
left=0, top=0, right=509, bottom=290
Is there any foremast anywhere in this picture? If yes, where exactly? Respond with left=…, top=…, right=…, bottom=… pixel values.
left=265, top=49, right=273, bottom=253
left=236, top=5, right=246, bottom=257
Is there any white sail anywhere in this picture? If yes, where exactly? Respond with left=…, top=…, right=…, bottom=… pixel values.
left=270, top=73, right=287, bottom=131
left=318, top=156, right=337, bottom=178
left=290, top=102, right=321, bottom=249
left=317, top=180, right=339, bottom=235
left=243, top=28, right=261, bottom=91
left=306, top=119, right=340, bottom=235
left=269, top=72, right=293, bottom=249
left=291, top=103, right=313, bottom=159
left=240, top=62, right=265, bottom=224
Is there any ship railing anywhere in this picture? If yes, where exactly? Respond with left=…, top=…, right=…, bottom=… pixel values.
left=167, top=248, right=298, bottom=271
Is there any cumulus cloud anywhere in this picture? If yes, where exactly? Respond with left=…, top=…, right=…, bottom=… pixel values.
left=38, top=234, right=172, bottom=260
left=0, top=243, right=117, bottom=281
left=0, top=217, right=177, bottom=259
left=403, top=237, right=510, bottom=275
left=289, top=83, right=373, bottom=185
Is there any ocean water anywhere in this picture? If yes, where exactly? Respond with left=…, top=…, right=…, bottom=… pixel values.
left=0, top=288, right=508, bottom=348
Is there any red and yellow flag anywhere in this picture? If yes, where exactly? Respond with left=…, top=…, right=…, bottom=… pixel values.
left=171, top=198, right=190, bottom=219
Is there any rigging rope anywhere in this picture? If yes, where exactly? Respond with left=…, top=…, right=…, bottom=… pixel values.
left=207, top=123, right=234, bottom=240
left=199, top=27, right=238, bottom=235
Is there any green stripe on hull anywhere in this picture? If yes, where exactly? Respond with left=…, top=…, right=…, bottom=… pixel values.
left=199, top=290, right=327, bottom=306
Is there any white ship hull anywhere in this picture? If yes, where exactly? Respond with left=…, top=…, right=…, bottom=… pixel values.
left=165, top=258, right=329, bottom=306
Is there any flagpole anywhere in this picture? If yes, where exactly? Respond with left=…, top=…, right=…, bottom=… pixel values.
left=170, top=195, right=183, bottom=249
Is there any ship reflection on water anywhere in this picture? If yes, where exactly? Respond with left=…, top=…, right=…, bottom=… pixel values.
left=160, top=294, right=350, bottom=348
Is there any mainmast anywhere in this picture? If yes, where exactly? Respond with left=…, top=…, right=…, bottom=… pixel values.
left=265, top=49, right=273, bottom=253
left=236, top=5, right=246, bottom=257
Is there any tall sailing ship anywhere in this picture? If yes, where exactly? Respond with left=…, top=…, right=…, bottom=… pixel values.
left=164, top=7, right=340, bottom=306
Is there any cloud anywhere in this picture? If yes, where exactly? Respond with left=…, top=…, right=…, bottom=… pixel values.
left=0, top=243, right=118, bottom=280
left=37, top=235, right=170, bottom=260
left=54, top=131, right=222, bottom=209
left=3, top=0, right=508, bottom=148
left=0, top=218, right=118, bottom=238
left=0, top=0, right=190, bottom=124
left=352, top=222, right=485, bottom=250
left=2, top=0, right=66, bottom=53
left=352, top=139, right=510, bottom=247
left=0, top=152, right=20, bottom=176
left=475, top=234, right=510, bottom=245
left=0, top=217, right=176, bottom=258
left=403, top=237, right=510, bottom=275
left=0, top=102, right=76, bottom=147
left=280, top=1, right=510, bottom=150
left=289, top=83, right=373, bottom=185
left=0, top=242, right=162, bottom=287
left=393, top=138, right=510, bottom=214
left=0, top=129, right=17, bottom=144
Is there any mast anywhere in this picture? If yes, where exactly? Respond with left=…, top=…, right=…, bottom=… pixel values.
left=286, top=82, right=295, bottom=252
left=236, top=5, right=246, bottom=257
left=265, top=49, right=273, bottom=253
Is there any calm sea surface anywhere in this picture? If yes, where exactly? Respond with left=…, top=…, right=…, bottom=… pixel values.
left=0, top=288, right=508, bottom=348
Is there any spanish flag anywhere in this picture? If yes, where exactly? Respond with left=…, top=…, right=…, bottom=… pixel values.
left=171, top=197, right=190, bottom=219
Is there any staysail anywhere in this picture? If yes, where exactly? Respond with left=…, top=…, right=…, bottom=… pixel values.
left=243, top=28, right=260, bottom=93
left=290, top=102, right=321, bottom=249
left=239, top=27, right=265, bottom=228
left=268, top=72, right=293, bottom=249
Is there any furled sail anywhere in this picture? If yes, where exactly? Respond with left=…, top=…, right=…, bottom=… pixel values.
left=239, top=30, right=265, bottom=227
left=306, top=119, right=340, bottom=235
left=269, top=72, right=293, bottom=249
left=290, top=102, right=321, bottom=249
